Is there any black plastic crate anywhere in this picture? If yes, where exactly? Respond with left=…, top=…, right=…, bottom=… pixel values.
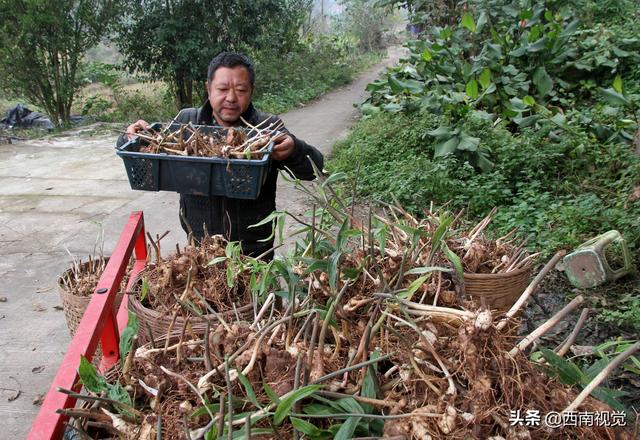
left=116, top=123, right=273, bottom=199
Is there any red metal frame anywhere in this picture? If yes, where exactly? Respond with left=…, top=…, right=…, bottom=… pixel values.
left=28, top=212, right=148, bottom=440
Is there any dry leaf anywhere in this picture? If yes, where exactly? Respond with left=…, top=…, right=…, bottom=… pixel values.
left=33, top=393, right=45, bottom=405
left=32, top=366, right=45, bottom=374
left=32, top=303, right=46, bottom=312
left=7, top=390, right=21, bottom=402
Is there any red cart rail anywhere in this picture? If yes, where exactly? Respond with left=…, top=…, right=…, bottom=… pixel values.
left=28, top=212, right=148, bottom=440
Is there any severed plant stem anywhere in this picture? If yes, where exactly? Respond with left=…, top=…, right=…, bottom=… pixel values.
left=204, top=320, right=212, bottom=371
left=315, top=390, right=398, bottom=408
left=555, top=308, right=589, bottom=357
left=316, top=281, right=351, bottom=375
left=564, top=340, right=640, bottom=412
left=311, top=354, right=392, bottom=385
left=509, top=295, right=584, bottom=357
left=225, top=356, right=233, bottom=440
left=497, top=250, right=566, bottom=331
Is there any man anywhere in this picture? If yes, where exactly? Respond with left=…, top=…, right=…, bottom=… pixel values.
left=118, top=52, right=323, bottom=258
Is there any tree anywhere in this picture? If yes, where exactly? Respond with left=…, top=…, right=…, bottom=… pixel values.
left=0, top=0, right=122, bottom=127
left=115, top=0, right=311, bottom=110
left=337, top=0, right=391, bottom=52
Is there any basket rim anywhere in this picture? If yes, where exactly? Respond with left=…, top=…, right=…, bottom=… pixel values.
left=463, top=264, right=532, bottom=280
left=57, top=256, right=110, bottom=292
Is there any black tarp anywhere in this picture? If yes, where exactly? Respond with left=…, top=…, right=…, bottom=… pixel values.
left=0, top=104, right=55, bottom=129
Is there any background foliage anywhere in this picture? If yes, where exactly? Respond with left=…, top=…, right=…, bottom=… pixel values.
left=331, top=0, right=640, bottom=252
left=0, top=0, right=123, bottom=127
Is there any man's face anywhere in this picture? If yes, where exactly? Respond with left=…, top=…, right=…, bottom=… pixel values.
left=208, top=66, right=252, bottom=125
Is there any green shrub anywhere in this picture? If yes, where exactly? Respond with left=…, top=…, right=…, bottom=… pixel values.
left=253, top=41, right=383, bottom=114
left=328, top=110, right=640, bottom=257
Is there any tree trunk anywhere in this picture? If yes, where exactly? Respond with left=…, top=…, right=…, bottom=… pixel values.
left=174, top=71, right=193, bottom=110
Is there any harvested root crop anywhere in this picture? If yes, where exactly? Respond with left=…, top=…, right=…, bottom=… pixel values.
left=65, top=188, right=635, bottom=439
left=136, top=120, right=283, bottom=159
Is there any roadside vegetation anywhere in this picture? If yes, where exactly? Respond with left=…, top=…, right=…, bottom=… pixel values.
left=331, top=0, right=640, bottom=277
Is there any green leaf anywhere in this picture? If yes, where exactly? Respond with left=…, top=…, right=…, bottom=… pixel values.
left=522, top=95, right=535, bottom=106
left=119, top=311, right=138, bottom=367
left=613, top=75, right=623, bottom=94
left=584, top=358, right=610, bottom=382
left=302, top=403, right=335, bottom=416
left=421, top=49, right=432, bottom=61
left=539, top=348, right=585, bottom=385
left=78, top=356, right=108, bottom=394
left=399, top=275, right=429, bottom=300
left=336, top=397, right=364, bottom=414
left=465, top=79, right=479, bottom=99
left=139, top=279, right=150, bottom=302
left=107, top=383, right=133, bottom=408
left=360, top=351, right=379, bottom=412
left=532, top=67, right=553, bottom=97
left=263, top=381, right=281, bottom=405
left=527, top=37, right=547, bottom=52
left=274, top=385, right=321, bottom=425
left=590, top=387, right=627, bottom=412
left=476, top=12, right=488, bottom=32
left=291, top=417, right=331, bottom=438
left=328, top=250, right=342, bottom=291
left=237, top=372, right=261, bottom=408
left=442, top=244, right=464, bottom=280
left=461, top=12, right=476, bottom=32
left=249, top=211, right=281, bottom=228
left=322, top=172, right=348, bottom=188
left=457, top=133, right=480, bottom=151
left=478, top=68, right=491, bottom=89
left=474, top=150, right=495, bottom=172
left=336, top=217, right=350, bottom=250
left=207, top=256, right=228, bottom=266
left=404, top=266, right=451, bottom=275
left=226, top=265, right=234, bottom=288
left=229, top=428, right=275, bottom=439
left=361, top=103, right=381, bottom=116
left=388, top=76, right=408, bottom=94
left=334, top=416, right=362, bottom=440
left=429, top=215, right=453, bottom=261
left=191, top=403, right=222, bottom=419
left=434, top=137, right=459, bottom=157
left=599, top=88, right=630, bottom=106
left=427, top=125, right=454, bottom=138
left=513, top=114, right=541, bottom=127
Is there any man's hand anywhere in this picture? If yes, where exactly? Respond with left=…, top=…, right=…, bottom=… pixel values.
left=271, top=133, right=295, bottom=160
left=126, top=119, right=150, bottom=140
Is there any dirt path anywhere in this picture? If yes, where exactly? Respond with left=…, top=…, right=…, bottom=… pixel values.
left=0, top=47, right=401, bottom=438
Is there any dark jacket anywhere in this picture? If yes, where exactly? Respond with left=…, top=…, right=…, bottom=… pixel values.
left=117, top=100, right=323, bottom=257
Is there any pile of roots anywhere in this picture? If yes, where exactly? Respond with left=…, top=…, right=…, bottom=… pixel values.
left=58, top=255, right=108, bottom=297
left=62, top=182, right=637, bottom=439
left=137, top=120, right=282, bottom=159
left=138, top=234, right=251, bottom=314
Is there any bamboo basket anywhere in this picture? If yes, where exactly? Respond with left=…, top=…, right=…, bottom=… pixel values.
left=127, top=274, right=254, bottom=344
left=57, top=258, right=125, bottom=336
left=463, top=265, right=533, bottom=310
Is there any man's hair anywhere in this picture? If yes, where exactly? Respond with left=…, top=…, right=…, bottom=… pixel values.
left=207, top=52, right=255, bottom=87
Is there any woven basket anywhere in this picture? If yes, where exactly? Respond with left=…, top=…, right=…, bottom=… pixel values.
left=463, top=265, right=533, bottom=310
left=57, top=258, right=125, bottom=336
left=127, top=274, right=253, bottom=344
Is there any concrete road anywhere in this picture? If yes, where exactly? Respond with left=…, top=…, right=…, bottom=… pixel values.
left=0, top=47, right=401, bottom=438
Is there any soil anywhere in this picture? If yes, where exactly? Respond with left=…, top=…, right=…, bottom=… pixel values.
left=521, top=267, right=640, bottom=412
